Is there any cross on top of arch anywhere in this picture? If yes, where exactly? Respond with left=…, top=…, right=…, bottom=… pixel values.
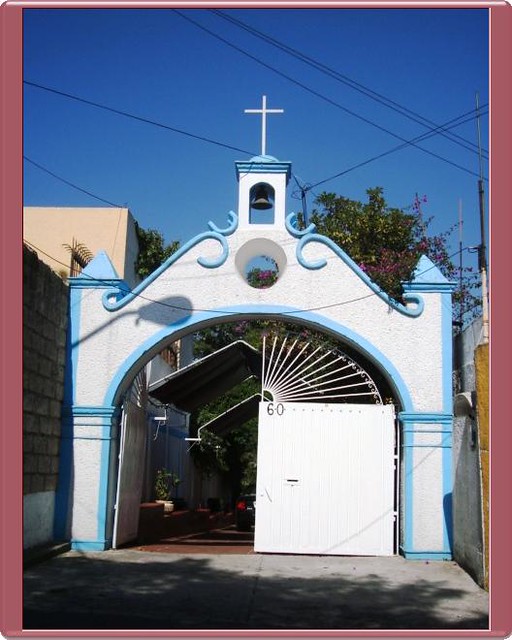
left=244, top=95, right=284, bottom=156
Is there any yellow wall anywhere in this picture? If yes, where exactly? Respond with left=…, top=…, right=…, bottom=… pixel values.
left=23, top=207, right=139, bottom=287
left=475, top=343, right=489, bottom=590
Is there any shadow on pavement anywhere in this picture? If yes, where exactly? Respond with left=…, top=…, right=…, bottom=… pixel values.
left=23, top=551, right=488, bottom=631
left=134, top=524, right=255, bottom=554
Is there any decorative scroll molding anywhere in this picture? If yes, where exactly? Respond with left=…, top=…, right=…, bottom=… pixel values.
left=285, top=212, right=317, bottom=238
left=294, top=232, right=424, bottom=318
left=207, top=210, right=238, bottom=236
left=102, top=213, right=238, bottom=312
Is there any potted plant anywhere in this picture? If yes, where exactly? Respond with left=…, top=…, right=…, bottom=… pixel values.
left=169, top=471, right=181, bottom=499
left=154, top=468, right=174, bottom=513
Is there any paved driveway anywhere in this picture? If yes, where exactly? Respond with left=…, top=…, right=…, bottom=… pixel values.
left=24, top=542, right=488, bottom=632
left=135, top=523, right=255, bottom=554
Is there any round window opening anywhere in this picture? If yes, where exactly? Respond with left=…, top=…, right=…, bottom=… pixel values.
left=235, top=238, right=287, bottom=289
left=245, top=255, right=279, bottom=289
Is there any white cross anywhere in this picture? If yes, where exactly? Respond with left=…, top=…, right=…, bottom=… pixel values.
left=244, top=95, right=284, bottom=156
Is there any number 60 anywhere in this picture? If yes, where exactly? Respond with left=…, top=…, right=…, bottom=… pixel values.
left=267, top=402, right=284, bottom=416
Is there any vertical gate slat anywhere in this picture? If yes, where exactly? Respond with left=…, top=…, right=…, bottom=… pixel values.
left=255, top=402, right=395, bottom=556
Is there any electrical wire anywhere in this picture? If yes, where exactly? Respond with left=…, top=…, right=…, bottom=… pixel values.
left=25, top=99, right=485, bottom=217
left=24, top=156, right=124, bottom=208
left=24, top=23, right=488, bottom=199
left=24, top=238, right=478, bottom=317
left=24, top=80, right=255, bottom=156
left=173, top=9, right=484, bottom=180
left=308, top=107, right=488, bottom=191
left=210, top=8, right=488, bottom=159
left=25, top=150, right=311, bottom=239
left=25, top=77, right=487, bottom=197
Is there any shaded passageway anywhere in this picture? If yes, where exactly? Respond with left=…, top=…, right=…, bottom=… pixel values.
left=24, top=551, right=488, bottom=630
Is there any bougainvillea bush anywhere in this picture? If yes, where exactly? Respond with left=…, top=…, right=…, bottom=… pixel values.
left=308, top=188, right=480, bottom=326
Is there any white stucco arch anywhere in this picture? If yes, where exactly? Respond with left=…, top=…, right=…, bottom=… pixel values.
left=55, top=155, right=454, bottom=559
left=104, top=308, right=414, bottom=412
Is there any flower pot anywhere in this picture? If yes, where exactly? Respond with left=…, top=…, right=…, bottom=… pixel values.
left=156, top=500, right=174, bottom=513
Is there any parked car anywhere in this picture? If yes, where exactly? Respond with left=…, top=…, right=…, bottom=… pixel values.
left=235, top=494, right=256, bottom=531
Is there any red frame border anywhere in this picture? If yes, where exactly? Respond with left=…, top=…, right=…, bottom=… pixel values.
left=1, top=2, right=510, bottom=637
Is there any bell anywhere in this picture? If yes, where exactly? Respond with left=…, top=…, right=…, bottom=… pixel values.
left=250, top=185, right=273, bottom=210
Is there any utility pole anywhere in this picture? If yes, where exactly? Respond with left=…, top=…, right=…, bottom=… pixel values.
left=458, top=199, right=464, bottom=330
left=476, top=93, right=489, bottom=344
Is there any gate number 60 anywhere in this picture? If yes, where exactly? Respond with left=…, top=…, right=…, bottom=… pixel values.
left=267, top=402, right=285, bottom=416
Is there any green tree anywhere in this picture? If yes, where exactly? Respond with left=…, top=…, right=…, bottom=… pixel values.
left=308, top=188, right=479, bottom=324
left=192, top=187, right=480, bottom=495
left=135, top=224, right=180, bottom=279
left=190, top=378, right=260, bottom=502
left=192, top=320, right=345, bottom=500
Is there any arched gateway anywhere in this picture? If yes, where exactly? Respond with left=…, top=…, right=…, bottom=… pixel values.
left=55, top=143, right=454, bottom=560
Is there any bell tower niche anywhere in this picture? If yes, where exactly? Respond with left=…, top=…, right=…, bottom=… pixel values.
left=237, top=96, right=291, bottom=230
left=236, top=156, right=291, bottom=229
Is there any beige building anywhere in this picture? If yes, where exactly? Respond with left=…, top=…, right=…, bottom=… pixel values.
left=23, top=206, right=140, bottom=288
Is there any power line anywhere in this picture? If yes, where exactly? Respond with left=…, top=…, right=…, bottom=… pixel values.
left=27, top=150, right=307, bottom=235
left=25, top=98, right=485, bottom=215
left=174, top=9, right=484, bottom=180
left=24, top=238, right=477, bottom=318
left=24, top=156, right=124, bottom=207
left=211, top=9, right=488, bottom=159
left=308, top=107, right=488, bottom=191
left=24, top=80, right=254, bottom=156
left=25, top=76, right=486, bottom=195
left=25, top=75, right=486, bottom=211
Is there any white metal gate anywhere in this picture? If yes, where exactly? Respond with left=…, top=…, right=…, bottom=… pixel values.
left=112, top=376, right=148, bottom=548
left=254, top=401, right=395, bottom=556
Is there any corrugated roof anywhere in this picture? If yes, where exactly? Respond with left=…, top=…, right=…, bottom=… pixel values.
left=148, top=340, right=263, bottom=413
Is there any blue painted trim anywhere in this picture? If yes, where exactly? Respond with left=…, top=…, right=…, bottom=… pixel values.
left=401, top=549, right=452, bottom=561
left=54, top=284, right=82, bottom=541
left=69, top=287, right=82, bottom=405
left=402, top=429, right=414, bottom=554
left=71, top=540, right=111, bottom=552
left=69, top=276, right=131, bottom=291
left=103, top=303, right=414, bottom=411
left=443, top=440, right=453, bottom=554
left=100, top=304, right=416, bottom=556
left=60, top=406, right=119, bottom=440
left=102, top=220, right=237, bottom=311
left=295, top=233, right=424, bottom=318
left=249, top=154, right=278, bottom=162
left=285, top=212, right=317, bottom=238
left=53, top=414, right=73, bottom=541
left=402, top=429, right=452, bottom=434
left=441, top=291, right=454, bottom=415
left=59, top=404, right=119, bottom=546
left=440, top=287, right=454, bottom=553
left=403, top=444, right=451, bottom=448
left=399, top=412, right=452, bottom=423
left=98, top=416, right=116, bottom=545
left=405, top=255, right=454, bottom=289
left=403, top=282, right=454, bottom=293
left=400, top=412, right=453, bottom=557
left=64, top=405, right=118, bottom=417
left=236, top=160, right=292, bottom=181
left=207, top=210, right=238, bottom=236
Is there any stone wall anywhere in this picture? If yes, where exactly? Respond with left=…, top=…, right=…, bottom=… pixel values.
left=452, top=317, right=487, bottom=588
left=23, top=244, right=68, bottom=549
left=474, top=343, right=489, bottom=590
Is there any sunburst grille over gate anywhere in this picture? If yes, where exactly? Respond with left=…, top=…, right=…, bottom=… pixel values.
left=262, top=336, right=382, bottom=404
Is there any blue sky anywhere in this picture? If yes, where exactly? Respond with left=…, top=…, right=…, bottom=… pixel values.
left=23, top=7, right=489, bottom=266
